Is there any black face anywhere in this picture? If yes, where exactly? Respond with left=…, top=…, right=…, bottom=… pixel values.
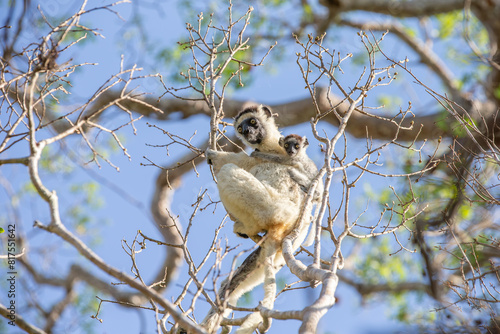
left=236, top=117, right=266, bottom=145
left=283, top=139, right=300, bottom=157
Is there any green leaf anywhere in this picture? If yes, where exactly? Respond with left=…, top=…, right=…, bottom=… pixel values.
left=302, top=3, right=313, bottom=22
left=436, top=12, right=462, bottom=39
left=495, top=85, right=500, bottom=100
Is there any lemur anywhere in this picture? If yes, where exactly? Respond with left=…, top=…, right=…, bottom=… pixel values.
left=206, top=105, right=305, bottom=242
left=203, top=105, right=314, bottom=333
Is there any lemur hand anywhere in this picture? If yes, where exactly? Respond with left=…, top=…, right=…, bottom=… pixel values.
left=205, top=148, right=217, bottom=165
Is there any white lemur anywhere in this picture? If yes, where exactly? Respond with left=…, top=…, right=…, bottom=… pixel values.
left=206, top=105, right=305, bottom=242
left=202, top=105, right=314, bottom=333
left=250, top=134, right=323, bottom=200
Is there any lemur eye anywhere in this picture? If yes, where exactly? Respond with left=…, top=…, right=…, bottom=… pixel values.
left=250, top=118, right=256, bottom=125
left=284, top=143, right=289, bottom=148
left=237, top=126, right=243, bottom=133
left=295, top=144, right=299, bottom=149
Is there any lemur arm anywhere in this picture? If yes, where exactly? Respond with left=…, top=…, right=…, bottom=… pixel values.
left=206, top=149, right=259, bottom=174
left=250, top=150, right=287, bottom=163
left=290, top=163, right=324, bottom=201
left=250, top=150, right=295, bottom=166
left=288, top=169, right=311, bottom=193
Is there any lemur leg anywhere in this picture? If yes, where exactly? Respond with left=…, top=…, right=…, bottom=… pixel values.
left=217, top=163, right=293, bottom=238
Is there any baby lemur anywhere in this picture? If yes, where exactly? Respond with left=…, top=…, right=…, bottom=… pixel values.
left=251, top=134, right=322, bottom=200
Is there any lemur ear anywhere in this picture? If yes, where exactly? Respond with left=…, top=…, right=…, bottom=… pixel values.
left=278, top=136, right=285, bottom=147
left=303, top=136, right=309, bottom=147
left=260, top=105, right=272, bottom=118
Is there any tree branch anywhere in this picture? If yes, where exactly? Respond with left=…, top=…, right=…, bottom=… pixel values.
left=0, top=302, right=47, bottom=334
left=339, top=20, right=464, bottom=101
left=329, top=0, right=464, bottom=17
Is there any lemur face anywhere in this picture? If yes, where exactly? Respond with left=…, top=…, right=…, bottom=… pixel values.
left=282, top=134, right=308, bottom=157
left=234, top=105, right=273, bottom=146
left=283, top=138, right=300, bottom=157
left=236, top=116, right=267, bottom=145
